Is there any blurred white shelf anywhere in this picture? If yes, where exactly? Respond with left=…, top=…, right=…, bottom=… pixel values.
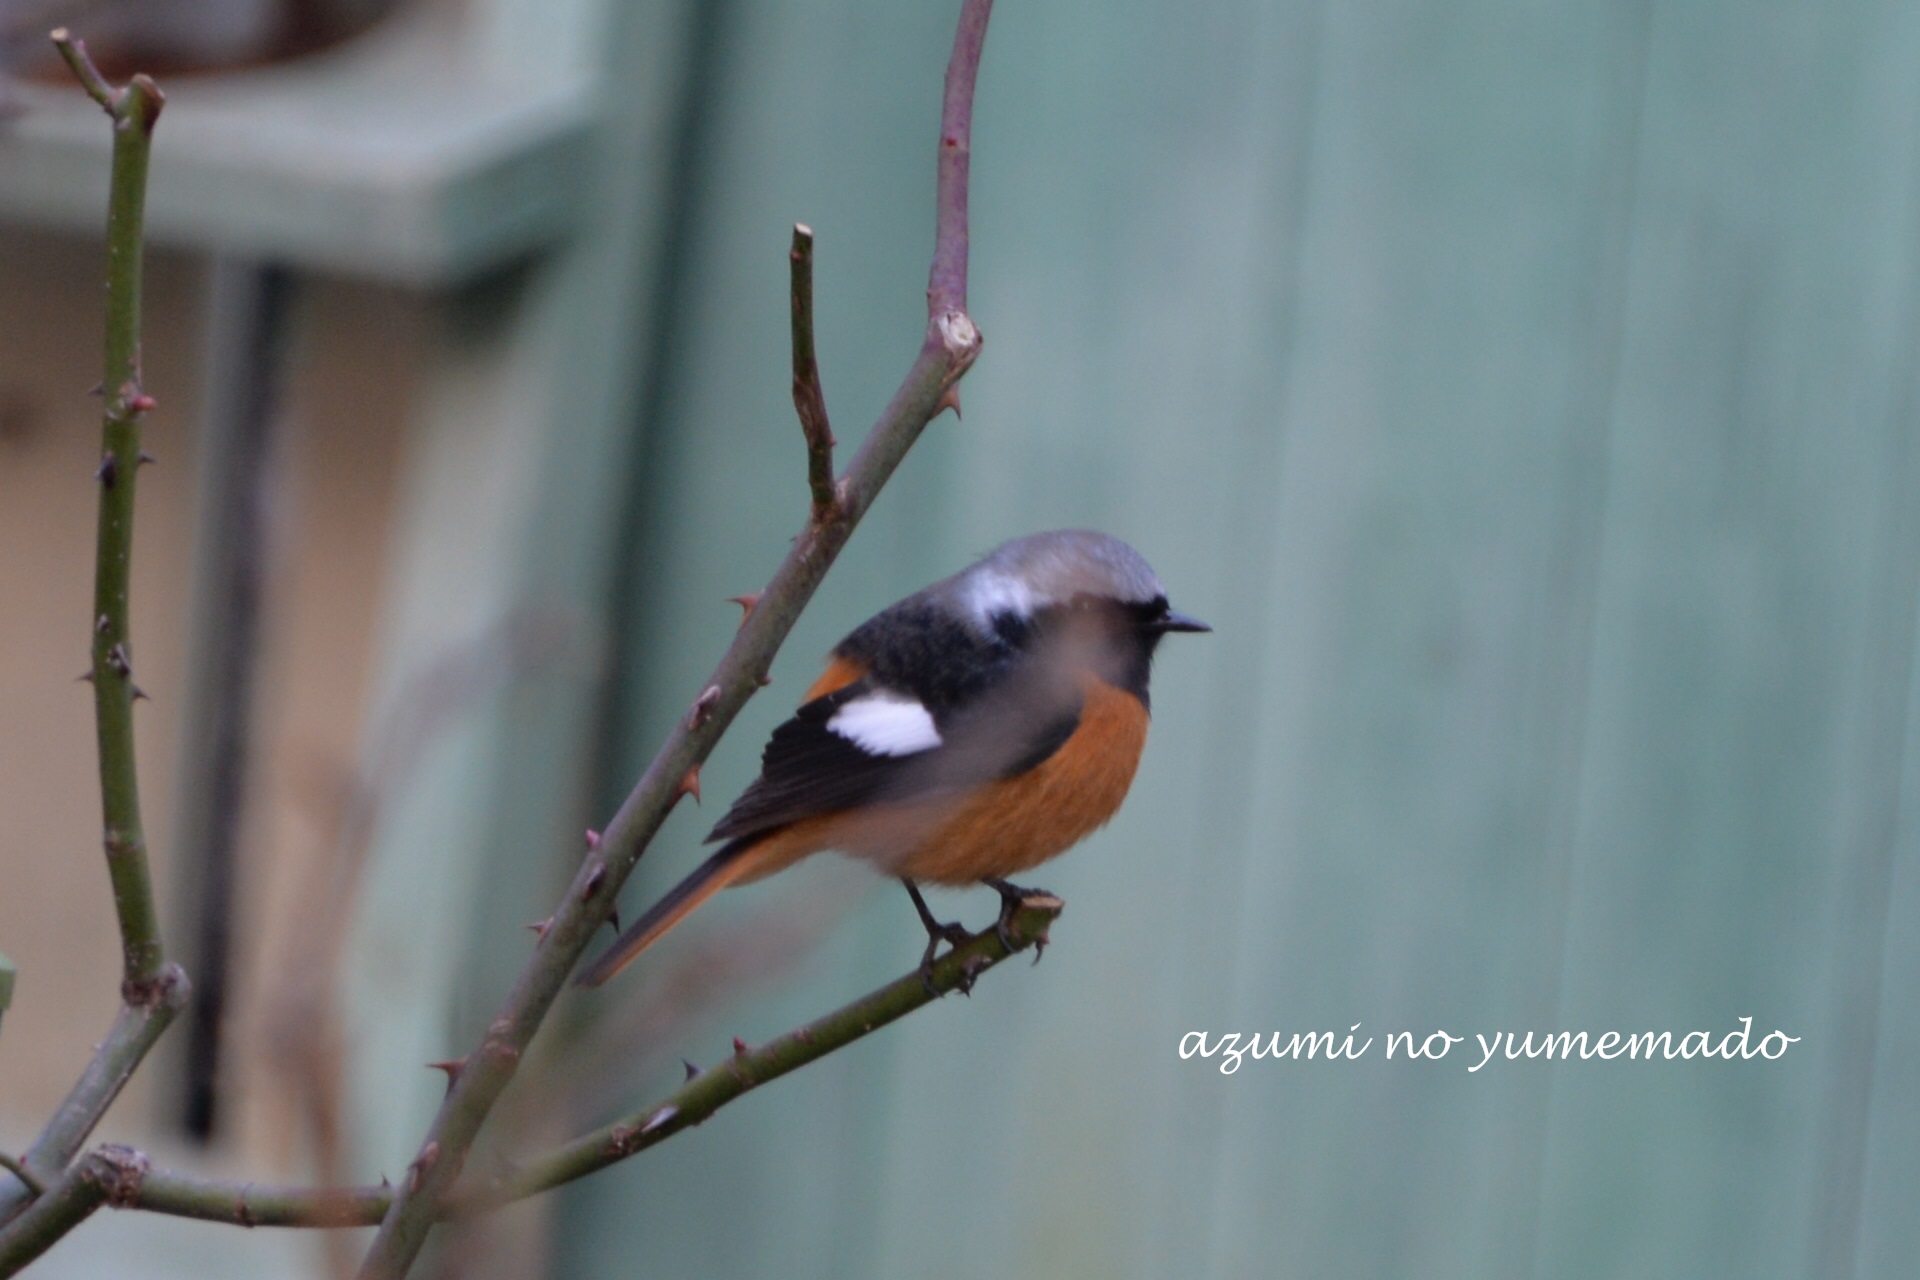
left=0, top=16, right=596, bottom=284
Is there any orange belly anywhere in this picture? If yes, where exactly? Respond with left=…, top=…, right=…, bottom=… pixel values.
left=735, top=673, right=1149, bottom=886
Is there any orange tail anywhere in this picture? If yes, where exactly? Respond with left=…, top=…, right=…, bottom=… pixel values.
left=575, top=837, right=761, bottom=987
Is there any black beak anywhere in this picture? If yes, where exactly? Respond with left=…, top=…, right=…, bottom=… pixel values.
left=1153, top=610, right=1212, bottom=634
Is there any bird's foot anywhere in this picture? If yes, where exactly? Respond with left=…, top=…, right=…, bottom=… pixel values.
left=984, top=877, right=1050, bottom=962
left=903, top=879, right=972, bottom=996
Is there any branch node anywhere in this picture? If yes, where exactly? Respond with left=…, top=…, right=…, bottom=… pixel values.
left=936, top=309, right=982, bottom=365
left=0, top=1153, right=44, bottom=1195
left=405, top=1143, right=439, bottom=1194
left=90, top=1144, right=150, bottom=1208
left=685, top=685, right=722, bottom=730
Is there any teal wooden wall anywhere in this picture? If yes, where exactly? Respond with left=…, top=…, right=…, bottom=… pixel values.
left=551, top=1, right=1920, bottom=1276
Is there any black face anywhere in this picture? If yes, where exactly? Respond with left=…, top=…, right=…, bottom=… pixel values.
left=1017, top=593, right=1211, bottom=709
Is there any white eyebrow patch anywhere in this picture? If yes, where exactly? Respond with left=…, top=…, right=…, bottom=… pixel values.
left=827, top=692, right=943, bottom=757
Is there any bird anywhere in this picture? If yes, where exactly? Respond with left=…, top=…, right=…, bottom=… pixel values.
left=576, top=529, right=1209, bottom=988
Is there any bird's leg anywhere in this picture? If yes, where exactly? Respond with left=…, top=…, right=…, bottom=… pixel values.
left=983, top=877, right=1049, bottom=962
left=902, top=878, right=972, bottom=995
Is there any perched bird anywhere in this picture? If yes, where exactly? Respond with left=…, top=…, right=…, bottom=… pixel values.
left=577, top=529, right=1209, bottom=988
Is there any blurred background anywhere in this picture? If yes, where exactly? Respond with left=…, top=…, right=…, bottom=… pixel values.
left=2, top=0, right=1917, bottom=1276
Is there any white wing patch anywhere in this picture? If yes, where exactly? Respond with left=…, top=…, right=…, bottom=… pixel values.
left=827, top=692, right=943, bottom=757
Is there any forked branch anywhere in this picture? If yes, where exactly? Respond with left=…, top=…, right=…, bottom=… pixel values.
left=353, top=3, right=994, bottom=1275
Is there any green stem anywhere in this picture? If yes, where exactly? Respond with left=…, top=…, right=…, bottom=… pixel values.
left=0, top=32, right=186, bottom=1245
left=0, top=1147, right=146, bottom=1278
left=109, top=897, right=1059, bottom=1229
left=72, top=41, right=170, bottom=995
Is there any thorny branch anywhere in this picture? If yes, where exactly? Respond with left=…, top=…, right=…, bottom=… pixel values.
left=0, top=2, right=1015, bottom=1271
left=354, top=2, right=993, bottom=1274
left=86, top=898, right=1058, bottom=1230
left=0, top=32, right=190, bottom=1245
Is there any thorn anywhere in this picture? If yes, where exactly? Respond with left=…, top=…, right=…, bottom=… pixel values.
left=525, top=917, right=552, bottom=940
left=682, top=1058, right=699, bottom=1082
left=86, top=382, right=103, bottom=397
left=95, top=453, right=117, bottom=488
left=585, top=828, right=601, bottom=851
left=128, top=394, right=157, bottom=415
left=426, top=1059, right=465, bottom=1091
left=685, top=685, right=722, bottom=730
left=76, top=670, right=94, bottom=683
left=583, top=862, right=606, bottom=898
left=676, top=765, right=702, bottom=805
left=137, top=451, right=155, bottom=467
left=406, top=1141, right=441, bottom=1193
left=936, top=383, right=962, bottom=419
left=639, top=1105, right=679, bottom=1136
left=756, top=673, right=772, bottom=688
left=732, top=1036, right=749, bottom=1057
left=130, top=684, right=149, bottom=702
left=606, top=906, right=622, bottom=934
left=96, top=614, right=110, bottom=634
left=727, top=594, right=761, bottom=631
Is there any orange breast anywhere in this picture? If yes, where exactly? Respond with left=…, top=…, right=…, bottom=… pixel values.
left=893, top=675, right=1149, bottom=884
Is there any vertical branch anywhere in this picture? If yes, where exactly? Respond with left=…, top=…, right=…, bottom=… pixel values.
left=0, top=30, right=189, bottom=1237
left=55, top=28, right=171, bottom=996
left=354, top=3, right=993, bottom=1276
left=789, top=224, right=836, bottom=520
left=926, top=0, right=991, bottom=321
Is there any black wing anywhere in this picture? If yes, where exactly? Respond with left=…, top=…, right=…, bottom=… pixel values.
left=706, top=662, right=1082, bottom=846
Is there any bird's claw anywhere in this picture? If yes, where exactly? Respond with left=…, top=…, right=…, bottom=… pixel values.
left=984, top=877, right=1048, bottom=958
